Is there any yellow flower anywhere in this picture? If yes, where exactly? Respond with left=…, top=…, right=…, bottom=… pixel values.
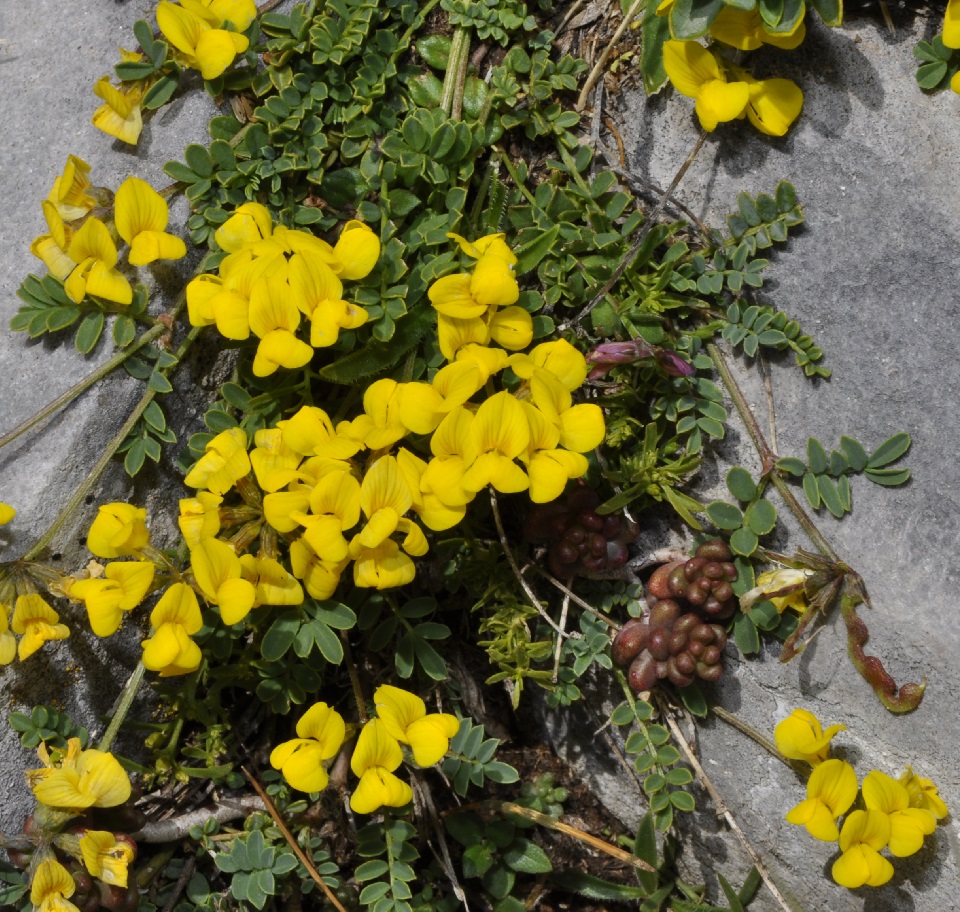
left=28, top=738, right=131, bottom=810
left=0, top=604, right=17, bottom=665
left=509, top=339, right=589, bottom=391
left=278, top=405, right=361, bottom=460
left=87, top=503, right=150, bottom=558
left=65, top=217, right=133, bottom=306
left=70, top=560, right=156, bottom=636
left=420, top=407, right=480, bottom=511
left=520, top=402, right=589, bottom=504
left=344, top=378, right=409, bottom=450
left=899, top=766, right=948, bottom=820
left=12, top=594, right=70, bottom=660
left=831, top=810, right=894, bottom=888
left=429, top=252, right=519, bottom=318
left=709, top=7, right=806, bottom=51
left=528, top=371, right=605, bottom=454
left=461, top=392, right=530, bottom=495
left=397, top=361, right=486, bottom=435
left=31, top=202, right=76, bottom=280
left=288, top=250, right=368, bottom=348
left=774, top=708, right=845, bottom=766
left=662, top=40, right=749, bottom=132
left=78, top=831, right=136, bottom=888
left=178, top=492, right=223, bottom=548
left=46, top=156, right=96, bottom=222
left=240, top=555, right=304, bottom=607
left=744, top=567, right=813, bottom=614
left=731, top=66, right=804, bottom=138
left=350, top=718, right=413, bottom=814
left=374, top=685, right=460, bottom=767
left=190, top=537, right=257, bottom=624
left=157, top=1, right=250, bottom=79
left=30, top=859, right=80, bottom=912
left=945, top=0, right=960, bottom=49
left=292, top=468, right=361, bottom=563
left=332, top=220, right=380, bottom=280
left=182, top=0, right=257, bottom=31
left=862, top=770, right=937, bottom=857
left=347, top=456, right=428, bottom=589
left=270, top=701, right=346, bottom=792
left=115, top=176, right=187, bottom=266
left=785, top=757, right=858, bottom=841
left=289, top=538, right=347, bottom=600
left=0, top=502, right=14, bottom=525
left=92, top=77, right=144, bottom=145
left=141, top=582, right=204, bottom=676
left=250, top=428, right=302, bottom=493
left=248, top=276, right=314, bottom=376
left=215, top=202, right=273, bottom=252
left=446, top=232, right=517, bottom=265
left=184, top=427, right=252, bottom=494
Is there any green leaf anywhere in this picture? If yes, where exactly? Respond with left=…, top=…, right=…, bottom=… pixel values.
left=669, top=0, right=725, bottom=40
left=678, top=681, right=708, bottom=717
left=840, top=435, right=868, bottom=472
left=503, top=838, right=552, bottom=874
left=706, top=501, right=743, bottom=531
left=809, top=0, right=843, bottom=26
left=733, top=612, right=760, bottom=655
left=184, top=143, right=215, bottom=178
left=719, top=873, right=746, bottom=912
left=112, top=314, right=136, bottom=348
left=866, top=432, right=911, bottom=469
left=744, top=498, right=777, bottom=536
left=864, top=467, right=911, bottom=487
left=148, top=371, right=174, bottom=394
left=802, top=471, right=821, bottom=509
left=548, top=871, right=647, bottom=902
left=725, top=466, right=756, bottom=502
left=776, top=456, right=806, bottom=477
left=669, top=790, right=696, bottom=812
left=817, top=475, right=845, bottom=519
left=729, top=526, right=758, bottom=556
left=261, top=614, right=300, bottom=660
left=75, top=311, right=105, bottom=354
left=124, top=438, right=146, bottom=477
left=515, top=224, right=560, bottom=276
left=806, top=437, right=828, bottom=474
left=142, top=73, right=179, bottom=110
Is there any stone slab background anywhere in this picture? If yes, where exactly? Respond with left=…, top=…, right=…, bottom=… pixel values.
left=0, top=2, right=957, bottom=910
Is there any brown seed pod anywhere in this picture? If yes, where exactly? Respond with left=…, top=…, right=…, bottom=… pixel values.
left=709, top=625, right=728, bottom=650
left=697, top=663, right=724, bottom=683
left=628, top=652, right=659, bottom=693
left=666, top=658, right=695, bottom=688
left=647, top=628, right=671, bottom=661
left=702, top=645, right=722, bottom=666
left=611, top=619, right=650, bottom=666
left=696, top=539, right=733, bottom=562
left=648, top=598, right=683, bottom=630
left=674, top=652, right=696, bottom=676
left=647, top=561, right=684, bottom=600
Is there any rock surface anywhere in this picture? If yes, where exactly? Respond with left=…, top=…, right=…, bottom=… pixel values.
left=0, top=2, right=957, bottom=910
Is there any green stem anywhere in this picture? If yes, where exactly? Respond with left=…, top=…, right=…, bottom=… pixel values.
left=706, top=342, right=839, bottom=563
left=496, top=148, right=539, bottom=208
left=710, top=705, right=807, bottom=775
left=0, top=321, right=169, bottom=452
left=440, top=27, right=471, bottom=119
left=23, top=325, right=202, bottom=562
left=98, top=660, right=147, bottom=753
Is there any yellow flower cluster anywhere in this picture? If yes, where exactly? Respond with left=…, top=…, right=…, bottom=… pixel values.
left=270, top=685, right=459, bottom=815
left=32, top=157, right=186, bottom=305
left=26, top=738, right=131, bottom=812
left=186, top=204, right=380, bottom=376
left=945, top=0, right=960, bottom=94
left=776, top=709, right=947, bottom=889
left=93, top=0, right=257, bottom=144
left=657, top=2, right=808, bottom=136
left=178, top=228, right=605, bottom=598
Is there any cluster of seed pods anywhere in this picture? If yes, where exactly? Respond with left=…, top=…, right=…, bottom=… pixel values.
left=524, top=484, right=638, bottom=577
left=612, top=540, right=736, bottom=693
